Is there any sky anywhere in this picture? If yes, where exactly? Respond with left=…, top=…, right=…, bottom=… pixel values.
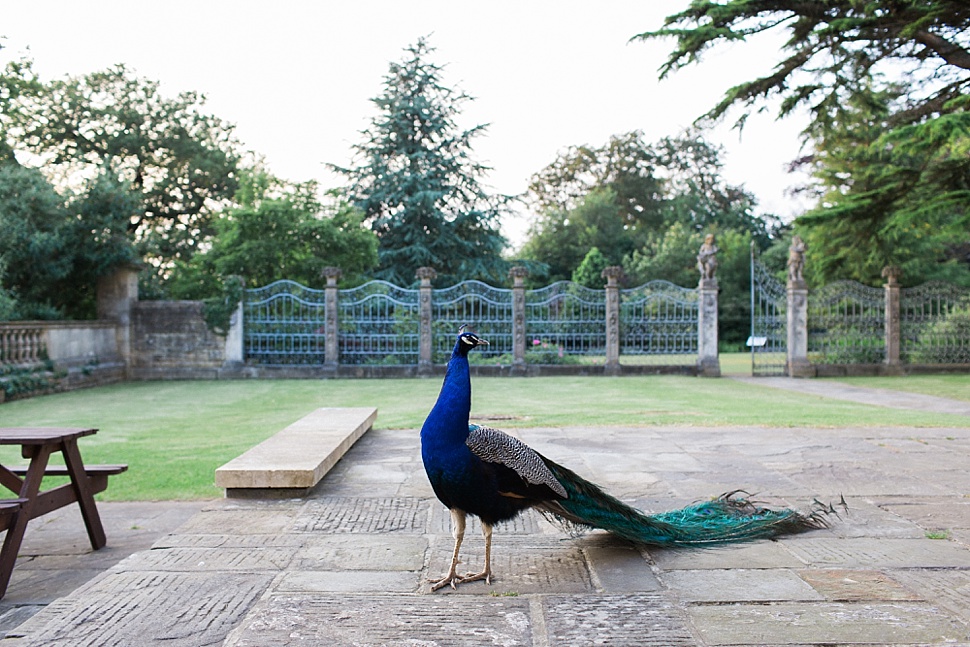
left=1, top=1, right=812, bottom=247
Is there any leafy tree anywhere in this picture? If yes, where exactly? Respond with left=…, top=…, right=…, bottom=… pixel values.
left=623, top=222, right=705, bottom=289
left=168, top=173, right=378, bottom=295
left=0, top=164, right=136, bottom=319
left=521, top=132, right=769, bottom=282
left=335, top=38, right=509, bottom=286
left=636, top=2, right=970, bottom=284
left=795, top=86, right=970, bottom=284
left=1, top=61, right=242, bottom=279
left=528, top=131, right=665, bottom=233
left=572, top=247, right=611, bottom=289
left=637, top=1, right=970, bottom=130
left=63, top=170, right=142, bottom=317
left=0, top=164, right=67, bottom=318
left=652, top=135, right=772, bottom=245
left=521, top=188, right=630, bottom=282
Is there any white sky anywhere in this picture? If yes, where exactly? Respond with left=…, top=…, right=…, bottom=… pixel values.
left=2, top=1, right=812, bottom=247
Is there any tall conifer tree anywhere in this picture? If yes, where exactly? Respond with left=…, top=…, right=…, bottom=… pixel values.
left=336, top=38, right=509, bottom=286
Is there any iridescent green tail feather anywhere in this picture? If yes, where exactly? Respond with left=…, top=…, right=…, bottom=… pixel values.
left=538, top=457, right=828, bottom=546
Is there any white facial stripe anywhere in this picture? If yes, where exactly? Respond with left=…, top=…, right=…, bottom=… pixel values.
left=460, top=336, right=475, bottom=345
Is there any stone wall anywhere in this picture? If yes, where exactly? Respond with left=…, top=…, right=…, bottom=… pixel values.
left=44, top=321, right=119, bottom=368
left=130, top=301, right=228, bottom=380
left=0, top=321, right=125, bottom=401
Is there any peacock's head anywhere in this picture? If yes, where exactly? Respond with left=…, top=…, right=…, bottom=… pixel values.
left=455, top=324, right=489, bottom=356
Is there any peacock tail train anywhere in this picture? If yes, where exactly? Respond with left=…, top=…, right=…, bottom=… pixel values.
left=536, top=455, right=827, bottom=546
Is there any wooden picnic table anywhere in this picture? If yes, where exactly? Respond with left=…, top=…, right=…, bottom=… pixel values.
left=0, top=427, right=126, bottom=599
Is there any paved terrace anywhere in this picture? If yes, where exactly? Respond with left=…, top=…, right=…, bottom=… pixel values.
left=2, top=380, right=970, bottom=646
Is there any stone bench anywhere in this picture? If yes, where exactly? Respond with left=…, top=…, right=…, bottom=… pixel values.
left=214, top=407, right=377, bottom=498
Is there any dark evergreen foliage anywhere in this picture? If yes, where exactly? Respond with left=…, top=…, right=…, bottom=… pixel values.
left=335, top=38, right=509, bottom=286
left=636, top=1, right=970, bottom=285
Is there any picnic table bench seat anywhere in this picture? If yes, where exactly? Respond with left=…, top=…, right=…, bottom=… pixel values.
left=8, top=464, right=129, bottom=477
left=215, top=407, right=377, bottom=499
left=4, top=464, right=129, bottom=520
left=0, top=499, right=28, bottom=529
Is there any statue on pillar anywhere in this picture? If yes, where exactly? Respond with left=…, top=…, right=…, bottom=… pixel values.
left=508, top=266, right=529, bottom=286
left=881, top=265, right=901, bottom=287
left=697, top=234, right=718, bottom=281
left=321, top=266, right=342, bottom=287
left=416, top=267, right=437, bottom=285
left=787, top=235, right=807, bottom=284
left=600, top=265, right=624, bottom=286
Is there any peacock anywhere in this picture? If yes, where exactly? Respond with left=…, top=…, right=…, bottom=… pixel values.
left=420, top=327, right=829, bottom=591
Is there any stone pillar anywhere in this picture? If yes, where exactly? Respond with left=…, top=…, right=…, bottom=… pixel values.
left=416, top=267, right=437, bottom=375
left=785, top=236, right=813, bottom=377
left=697, top=277, right=721, bottom=377
left=882, top=266, right=902, bottom=370
left=509, top=266, right=529, bottom=374
left=323, top=267, right=342, bottom=369
left=224, top=298, right=245, bottom=365
left=96, top=263, right=140, bottom=375
left=602, top=266, right=623, bottom=375
left=786, top=280, right=812, bottom=377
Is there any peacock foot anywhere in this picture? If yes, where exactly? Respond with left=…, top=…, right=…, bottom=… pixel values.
left=428, top=568, right=491, bottom=591
left=429, top=573, right=461, bottom=592
left=458, top=569, right=491, bottom=585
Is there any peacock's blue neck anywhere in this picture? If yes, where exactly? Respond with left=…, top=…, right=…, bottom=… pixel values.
left=421, top=347, right=472, bottom=448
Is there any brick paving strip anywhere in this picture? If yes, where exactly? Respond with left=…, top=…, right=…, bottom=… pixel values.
left=2, top=390, right=969, bottom=644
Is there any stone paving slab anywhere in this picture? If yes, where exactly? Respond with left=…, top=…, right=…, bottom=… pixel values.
left=7, top=571, right=273, bottom=646
left=893, top=569, right=970, bottom=623
left=688, top=601, right=969, bottom=645
left=662, top=568, right=823, bottom=602
left=426, top=536, right=594, bottom=595
left=783, top=537, right=970, bottom=568
left=797, top=569, right=921, bottom=602
left=648, top=540, right=809, bottom=570
left=291, top=533, right=429, bottom=571
left=173, top=503, right=304, bottom=535
left=542, top=594, right=696, bottom=646
left=120, top=544, right=299, bottom=571
left=0, top=501, right=205, bottom=637
left=293, top=496, right=429, bottom=534
left=583, top=542, right=662, bottom=592
left=275, top=570, right=419, bottom=594
left=878, top=500, right=970, bottom=529
left=222, top=594, right=535, bottom=647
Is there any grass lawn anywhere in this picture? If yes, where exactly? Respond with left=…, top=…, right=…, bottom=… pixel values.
left=0, top=374, right=967, bottom=501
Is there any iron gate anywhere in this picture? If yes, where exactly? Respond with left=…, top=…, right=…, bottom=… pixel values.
left=750, top=257, right=787, bottom=376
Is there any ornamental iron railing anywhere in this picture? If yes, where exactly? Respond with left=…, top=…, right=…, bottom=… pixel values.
left=900, top=281, right=970, bottom=365
left=243, top=280, right=326, bottom=365
left=243, top=277, right=701, bottom=367
left=808, top=281, right=885, bottom=365
left=241, top=269, right=969, bottom=371
left=525, top=282, right=607, bottom=359
left=337, top=281, right=420, bottom=366
left=432, top=281, right=513, bottom=363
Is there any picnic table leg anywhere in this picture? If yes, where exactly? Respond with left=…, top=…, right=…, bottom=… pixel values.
left=0, top=445, right=53, bottom=599
left=61, top=439, right=107, bottom=550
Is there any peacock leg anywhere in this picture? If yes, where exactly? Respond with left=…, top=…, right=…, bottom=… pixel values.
left=458, top=521, right=492, bottom=585
left=430, top=508, right=467, bottom=591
